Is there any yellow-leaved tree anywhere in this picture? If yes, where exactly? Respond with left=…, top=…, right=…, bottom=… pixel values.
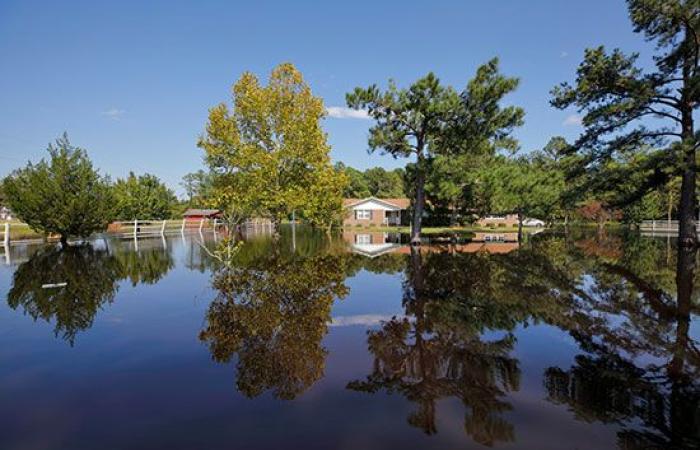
left=198, top=63, right=346, bottom=231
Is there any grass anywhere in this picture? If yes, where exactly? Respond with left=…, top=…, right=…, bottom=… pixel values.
left=5, top=221, right=47, bottom=241
left=342, top=225, right=522, bottom=234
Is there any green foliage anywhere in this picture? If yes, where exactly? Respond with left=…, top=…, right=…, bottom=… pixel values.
left=479, top=155, right=565, bottom=226
left=199, top=63, right=346, bottom=229
left=180, top=169, right=214, bottom=206
left=347, top=58, right=524, bottom=240
left=551, top=0, right=699, bottom=243
left=364, top=167, right=405, bottom=197
left=2, top=133, right=114, bottom=244
left=335, top=163, right=371, bottom=198
left=334, top=162, right=405, bottom=198
left=621, top=190, right=664, bottom=224
left=113, top=172, right=176, bottom=220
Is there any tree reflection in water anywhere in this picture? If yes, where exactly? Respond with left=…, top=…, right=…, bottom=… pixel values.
left=199, top=247, right=349, bottom=400
left=112, top=240, right=175, bottom=286
left=5, top=228, right=698, bottom=447
left=542, top=234, right=700, bottom=450
left=348, top=248, right=530, bottom=446
left=7, top=245, right=123, bottom=345
left=347, top=231, right=699, bottom=448
left=6, top=239, right=177, bottom=345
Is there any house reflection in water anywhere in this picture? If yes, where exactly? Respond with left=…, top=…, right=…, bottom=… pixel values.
left=343, top=231, right=520, bottom=257
left=342, top=232, right=403, bottom=257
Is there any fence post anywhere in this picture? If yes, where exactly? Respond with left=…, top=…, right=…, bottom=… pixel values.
left=161, top=220, right=166, bottom=235
left=3, top=222, right=9, bottom=245
left=181, top=218, right=186, bottom=234
left=652, top=220, right=655, bottom=231
left=199, top=218, right=204, bottom=232
left=134, top=219, right=138, bottom=239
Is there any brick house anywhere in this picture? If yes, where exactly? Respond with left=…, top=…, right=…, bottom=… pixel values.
left=343, top=197, right=410, bottom=227
left=475, top=214, right=519, bottom=228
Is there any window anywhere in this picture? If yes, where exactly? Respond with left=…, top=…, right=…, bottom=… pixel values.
left=355, top=234, right=371, bottom=245
left=355, top=210, right=371, bottom=220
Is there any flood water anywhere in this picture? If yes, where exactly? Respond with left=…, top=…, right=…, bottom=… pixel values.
left=0, top=226, right=697, bottom=450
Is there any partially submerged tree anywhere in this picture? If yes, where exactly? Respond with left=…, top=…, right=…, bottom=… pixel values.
left=199, top=63, right=346, bottom=230
left=347, top=58, right=523, bottom=244
left=3, top=134, right=114, bottom=247
left=113, top=172, right=176, bottom=220
left=551, top=0, right=700, bottom=246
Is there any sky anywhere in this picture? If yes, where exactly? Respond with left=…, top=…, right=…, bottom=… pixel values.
left=0, top=0, right=656, bottom=196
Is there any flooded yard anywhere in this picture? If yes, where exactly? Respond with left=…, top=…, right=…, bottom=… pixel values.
left=0, top=227, right=697, bottom=449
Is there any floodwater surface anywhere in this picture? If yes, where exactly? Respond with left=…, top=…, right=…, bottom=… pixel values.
left=0, top=227, right=697, bottom=450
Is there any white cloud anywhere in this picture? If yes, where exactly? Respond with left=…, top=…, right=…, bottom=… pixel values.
left=560, top=51, right=569, bottom=58
left=563, top=114, right=583, bottom=126
left=329, top=314, right=404, bottom=327
left=101, top=108, right=125, bottom=120
left=326, top=106, right=370, bottom=120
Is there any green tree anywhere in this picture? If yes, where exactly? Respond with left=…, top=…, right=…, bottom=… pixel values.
left=335, top=162, right=371, bottom=198
left=301, top=165, right=348, bottom=233
left=2, top=133, right=114, bottom=247
left=113, top=172, right=176, bottom=220
left=551, top=0, right=700, bottom=246
left=423, top=153, right=490, bottom=225
left=180, top=169, right=213, bottom=206
left=481, top=156, right=564, bottom=238
left=347, top=58, right=523, bottom=243
left=364, top=167, right=405, bottom=197
left=199, top=63, right=346, bottom=229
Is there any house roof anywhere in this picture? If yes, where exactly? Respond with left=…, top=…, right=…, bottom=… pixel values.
left=343, top=197, right=410, bottom=210
left=183, top=208, right=221, bottom=217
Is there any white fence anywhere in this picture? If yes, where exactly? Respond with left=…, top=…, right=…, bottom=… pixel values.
left=113, top=218, right=226, bottom=238
left=640, top=220, right=700, bottom=236
left=0, top=217, right=275, bottom=245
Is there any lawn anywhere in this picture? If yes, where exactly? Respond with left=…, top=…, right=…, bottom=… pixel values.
left=342, top=225, right=522, bottom=234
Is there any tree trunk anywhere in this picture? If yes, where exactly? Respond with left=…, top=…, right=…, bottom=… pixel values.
left=677, top=144, right=696, bottom=247
left=60, top=234, right=68, bottom=248
left=410, top=153, right=426, bottom=246
left=678, top=29, right=697, bottom=248
left=668, top=245, right=695, bottom=378
left=517, top=211, right=523, bottom=242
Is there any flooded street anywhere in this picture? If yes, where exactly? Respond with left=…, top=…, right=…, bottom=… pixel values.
left=0, top=227, right=697, bottom=449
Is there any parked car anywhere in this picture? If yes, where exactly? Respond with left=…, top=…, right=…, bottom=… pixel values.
left=523, top=218, right=545, bottom=227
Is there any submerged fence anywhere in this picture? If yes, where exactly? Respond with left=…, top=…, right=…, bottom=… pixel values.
left=0, top=217, right=276, bottom=245
left=111, top=218, right=226, bottom=238
left=639, top=220, right=700, bottom=236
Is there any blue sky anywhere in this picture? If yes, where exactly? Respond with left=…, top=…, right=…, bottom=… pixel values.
left=0, top=0, right=654, bottom=195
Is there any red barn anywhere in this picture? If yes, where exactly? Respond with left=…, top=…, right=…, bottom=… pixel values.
left=182, top=209, right=222, bottom=220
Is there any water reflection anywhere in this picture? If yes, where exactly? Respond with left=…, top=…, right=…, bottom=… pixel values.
left=1, top=228, right=698, bottom=448
left=542, top=239, right=700, bottom=450
left=6, top=237, right=178, bottom=344
left=7, top=245, right=123, bottom=344
left=199, top=244, right=350, bottom=399
left=346, top=244, right=573, bottom=445
left=341, top=230, right=699, bottom=448
left=111, top=237, right=175, bottom=285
